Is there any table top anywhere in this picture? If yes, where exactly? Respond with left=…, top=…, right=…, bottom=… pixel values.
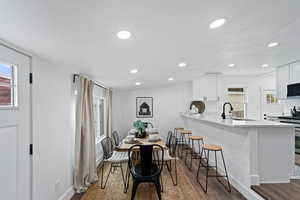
left=117, top=136, right=167, bottom=152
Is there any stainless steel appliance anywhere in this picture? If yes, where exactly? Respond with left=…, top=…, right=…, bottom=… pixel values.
left=287, top=83, right=300, bottom=98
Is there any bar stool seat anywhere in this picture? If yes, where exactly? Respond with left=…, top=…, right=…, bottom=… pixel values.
left=188, top=136, right=203, bottom=140
left=197, top=144, right=231, bottom=193
left=180, top=130, right=192, bottom=134
left=185, top=135, right=205, bottom=169
left=203, top=144, right=222, bottom=151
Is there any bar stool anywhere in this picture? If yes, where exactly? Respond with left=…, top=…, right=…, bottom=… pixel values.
left=178, top=130, right=192, bottom=158
left=185, top=136, right=204, bottom=169
left=174, top=127, right=184, bottom=142
left=196, top=144, right=231, bottom=193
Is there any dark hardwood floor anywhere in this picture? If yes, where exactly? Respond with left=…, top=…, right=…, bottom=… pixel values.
left=250, top=153, right=300, bottom=200
left=251, top=179, right=300, bottom=200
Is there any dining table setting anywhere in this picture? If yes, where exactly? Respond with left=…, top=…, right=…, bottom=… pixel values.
left=116, top=121, right=167, bottom=152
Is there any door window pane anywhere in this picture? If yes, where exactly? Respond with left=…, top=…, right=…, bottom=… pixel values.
left=0, top=63, right=17, bottom=107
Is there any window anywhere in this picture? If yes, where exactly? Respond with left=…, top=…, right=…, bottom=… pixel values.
left=93, top=85, right=105, bottom=141
left=227, top=87, right=247, bottom=118
left=264, top=91, right=278, bottom=104
left=0, top=63, right=17, bottom=107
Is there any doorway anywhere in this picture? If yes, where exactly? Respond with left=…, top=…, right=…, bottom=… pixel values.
left=0, top=43, right=32, bottom=200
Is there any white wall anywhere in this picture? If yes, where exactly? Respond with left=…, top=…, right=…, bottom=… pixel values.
left=112, top=82, right=193, bottom=139
left=32, top=57, right=75, bottom=200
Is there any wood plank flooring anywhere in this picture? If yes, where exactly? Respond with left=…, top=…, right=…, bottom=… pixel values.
left=251, top=179, right=300, bottom=200
left=71, top=158, right=246, bottom=200
left=251, top=154, right=300, bottom=200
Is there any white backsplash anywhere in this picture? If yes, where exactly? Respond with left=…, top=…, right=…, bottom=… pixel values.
left=279, top=98, right=300, bottom=115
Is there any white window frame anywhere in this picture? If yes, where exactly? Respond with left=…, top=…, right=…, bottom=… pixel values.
left=0, top=62, right=18, bottom=109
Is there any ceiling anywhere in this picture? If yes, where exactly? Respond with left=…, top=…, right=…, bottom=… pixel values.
left=1, top=0, right=300, bottom=89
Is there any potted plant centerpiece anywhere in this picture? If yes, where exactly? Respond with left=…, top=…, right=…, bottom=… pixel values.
left=133, top=120, right=147, bottom=138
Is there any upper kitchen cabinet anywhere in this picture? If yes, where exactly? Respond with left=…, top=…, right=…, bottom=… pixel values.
left=290, top=61, right=300, bottom=84
left=193, top=73, right=219, bottom=101
left=276, top=65, right=290, bottom=99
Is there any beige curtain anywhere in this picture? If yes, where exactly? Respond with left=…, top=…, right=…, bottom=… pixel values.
left=74, top=77, right=98, bottom=193
left=105, top=88, right=112, bottom=137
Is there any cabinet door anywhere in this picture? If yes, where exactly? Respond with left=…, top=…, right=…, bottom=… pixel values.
left=290, top=62, right=300, bottom=84
left=205, top=74, right=218, bottom=101
left=192, top=80, right=201, bottom=100
left=276, top=65, right=289, bottom=99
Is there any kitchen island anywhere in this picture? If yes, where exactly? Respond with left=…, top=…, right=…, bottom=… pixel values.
left=181, top=113, right=295, bottom=199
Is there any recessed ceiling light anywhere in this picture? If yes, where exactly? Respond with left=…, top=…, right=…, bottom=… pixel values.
left=117, top=30, right=131, bottom=39
left=130, top=69, right=138, bottom=74
left=168, top=77, right=174, bottom=81
left=209, top=18, right=226, bottom=29
left=178, top=62, right=187, bottom=67
left=228, top=64, right=235, bottom=67
left=261, top=64, right=269, bottom=68
left=135, top=82, right=141, bottom=86
left=268, top=42, right=279, bottom=47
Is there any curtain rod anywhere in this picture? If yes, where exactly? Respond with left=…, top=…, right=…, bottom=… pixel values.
left=73, top=74, right=109, bottom=89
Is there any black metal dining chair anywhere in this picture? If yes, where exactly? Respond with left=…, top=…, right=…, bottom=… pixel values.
left=112, top=130, right=120, bottom=147
left=163, top=135, right=178, bottom=186
left=100, top=137, right=128, bottom=191
left=127, top=144, right=164, bottom=200
left=166, top=130, right=173, bottom=148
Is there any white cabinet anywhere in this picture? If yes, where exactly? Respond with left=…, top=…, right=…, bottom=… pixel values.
left=290, top=62, right=300, bottom=84
left=193, top=74, right=219, bottom=101
left=276, top=65, right=290, bottom=99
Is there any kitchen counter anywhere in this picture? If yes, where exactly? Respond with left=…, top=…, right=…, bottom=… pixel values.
left=181, top=113, right=295, bottom=200
left=181, top=113, right=294, bottom=128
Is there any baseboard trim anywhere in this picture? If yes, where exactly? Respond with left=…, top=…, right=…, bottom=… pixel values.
left=58, top=187, right=74, bottom=200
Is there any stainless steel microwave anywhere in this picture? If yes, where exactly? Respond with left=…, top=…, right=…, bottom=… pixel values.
left=287, top=83, right=300, bottom=97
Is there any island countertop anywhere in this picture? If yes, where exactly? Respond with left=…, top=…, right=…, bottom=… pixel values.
left=181, top=113, right=295, bottom=128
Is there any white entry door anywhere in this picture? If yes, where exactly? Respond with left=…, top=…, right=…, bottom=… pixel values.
left=0, top=44, right=31, bottom=200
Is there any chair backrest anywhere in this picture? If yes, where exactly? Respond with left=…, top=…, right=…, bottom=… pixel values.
left=101, top=137, right=114, bottom=159
left=112, top=130, right=120, bottom=146
left=166, top=130, right=173, bottom=147
left=128, top=144, right=164, bottom=177
left=169, top=135, right=177, bottom=157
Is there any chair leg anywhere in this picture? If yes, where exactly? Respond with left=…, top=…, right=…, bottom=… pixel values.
left=196, top=148, right=204, bottom=181
left=101, top=163, right=113, bottom=189
left=154, top=179, right=162, bottom=200
left=131, top=180, right=140, bottom=200
left=190, top=140, right=194, bottom=169
left=120, top=163, right=127, bottom=193
left=160, top=172, right=164, bottom=192
left=204, top=150, right=210, bottom=193
left=221, top=150, right=231, bottom=193
left=197, top=150, right=209, bottom=193
left=124, top=163, right=130, bottom=193
left=168, top=160, right=177, bottom=186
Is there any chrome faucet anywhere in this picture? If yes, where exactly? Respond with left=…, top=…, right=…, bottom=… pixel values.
left=221, top=102, right=233, bottom=119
